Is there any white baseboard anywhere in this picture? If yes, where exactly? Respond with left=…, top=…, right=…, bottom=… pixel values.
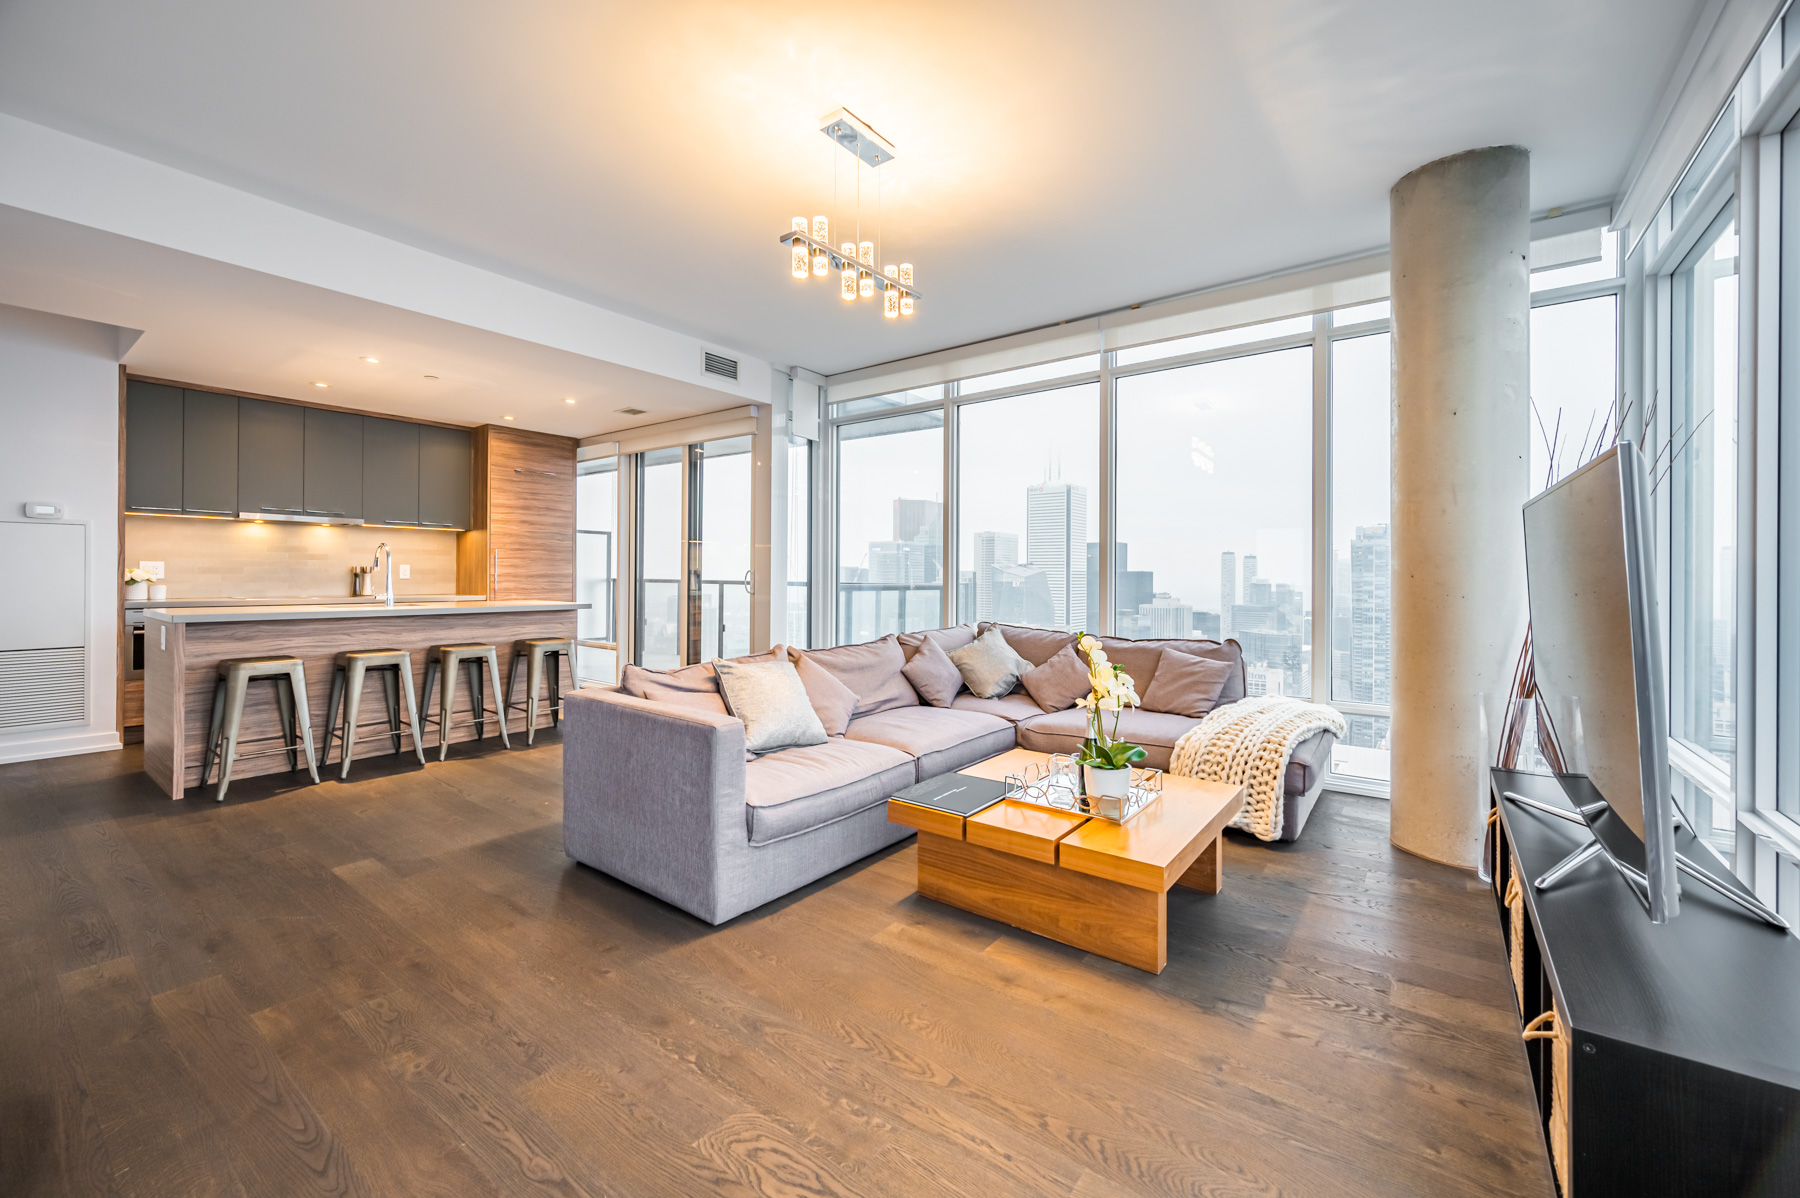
left=0, top=728, right=124, bottom=765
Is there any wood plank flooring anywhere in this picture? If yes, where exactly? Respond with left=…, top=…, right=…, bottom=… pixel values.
left=0, top=739, right=1554, bottom=1197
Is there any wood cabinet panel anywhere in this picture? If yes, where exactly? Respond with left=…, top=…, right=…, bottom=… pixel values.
left=125, top=382, right=185, bottom=513
left=466, top=426, right=575, bottom=601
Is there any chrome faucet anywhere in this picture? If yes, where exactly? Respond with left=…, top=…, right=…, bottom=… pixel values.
left=372, top=542, right=393, bottom=607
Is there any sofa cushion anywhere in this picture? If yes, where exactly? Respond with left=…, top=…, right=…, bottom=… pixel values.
left=950, top=693, right=1049, bottom=723
left=800, top=635, right=919, bottom=715
left=843, top=706, right=1015, bottom=781
left=791, top=651, right=858, bottom=736
left=899, top=625, right=978, bottom=659
left=744, top=738, right=915, bottom=845
left=618, top=660, right=729, bottom=715
left=715, top=657, right=827, bottom=753
left=1287, top=729, right=1334, bottom=796
left=949, top=627, right=1033, bottom=699
left=1139, top=649, right=1235, bottom=718
left=1099, top=637, right=1245, bottom=705
left=901, top=635, right=966, bottom=707
left=979, top=623, right=1077, bottom=667
left=1019, top=643, right=1092, bottom=712
left=1016, top=707, right=1199, bottom=770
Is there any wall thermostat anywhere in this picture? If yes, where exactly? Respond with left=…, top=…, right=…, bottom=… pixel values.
left=22, top=502, right=63, bottom=520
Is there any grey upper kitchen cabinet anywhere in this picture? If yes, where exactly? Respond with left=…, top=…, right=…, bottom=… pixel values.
left=362, top=417, right=420, bottom=526
left=418, top=425, right=472, bottom=528
left=302, top=407, right=364, bottom=519
left=237, top=398, right=305, bottom=516
left=180, top=390, right=238, bottom=516
left=124, top=382, right=185, bottom=513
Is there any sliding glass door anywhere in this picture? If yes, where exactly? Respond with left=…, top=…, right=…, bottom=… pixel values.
left=632, top=438, right=753, bottom=667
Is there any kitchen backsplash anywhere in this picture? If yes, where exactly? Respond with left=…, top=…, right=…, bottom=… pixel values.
left=123, top=516, right=461, bottom=598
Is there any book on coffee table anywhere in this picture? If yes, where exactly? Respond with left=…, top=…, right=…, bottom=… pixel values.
left=889, top=772, right=1010, bottom=818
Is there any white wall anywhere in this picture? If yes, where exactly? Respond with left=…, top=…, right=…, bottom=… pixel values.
left=0, top=302, right=124, bottom=763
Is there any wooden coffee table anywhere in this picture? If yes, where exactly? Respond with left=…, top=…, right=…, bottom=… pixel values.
left=887, top=747, right=1245, bottom=973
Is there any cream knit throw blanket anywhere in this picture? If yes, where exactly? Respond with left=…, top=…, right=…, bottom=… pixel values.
left=1168, top=697, right=1347, bottom=841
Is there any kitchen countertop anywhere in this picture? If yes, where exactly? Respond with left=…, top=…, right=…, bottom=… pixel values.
left=142, top=600, right=588, bottom=624
left=126, top=594, right=488, bottom=609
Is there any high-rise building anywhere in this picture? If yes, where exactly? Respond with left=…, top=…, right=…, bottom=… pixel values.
left=972, top=530, right=1018, bottom=621
left=992, top=563, right=1054, bottom=626
left=1220, top=551, right=1236, bottom=639
left=1193, top=610, right=1221, bottom=639
left=1243, top=555, right=1258, bottom=590
left=1350, top=523, right=1391, bottom=704
left=892, top=498, right=941, bottom=546
left=1140, top=593, right=1193, bottom=639
left=1025, top=482, right=1087, bottom=629
left=957, top=571, right=976, bottom=622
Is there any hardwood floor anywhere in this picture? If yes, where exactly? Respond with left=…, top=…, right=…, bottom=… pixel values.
left=0, top=740, right=1554, bottom=1197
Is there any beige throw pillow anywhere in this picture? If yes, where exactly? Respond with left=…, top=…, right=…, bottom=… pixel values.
left=713, top=657, right=828, bottom=753
left=948, top=627, right=1033, bottom=700
left=1139, top=649, right=1235, bottom=718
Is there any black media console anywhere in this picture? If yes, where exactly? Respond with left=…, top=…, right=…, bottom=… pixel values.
left=1489, top=770, right=1800, bottom=1196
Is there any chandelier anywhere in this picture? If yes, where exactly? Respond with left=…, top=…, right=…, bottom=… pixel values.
left=779, top=108, right=917, bottom=320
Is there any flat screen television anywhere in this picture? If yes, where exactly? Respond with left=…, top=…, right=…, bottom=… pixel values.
left=1521, top=442, right=1680, bottom=921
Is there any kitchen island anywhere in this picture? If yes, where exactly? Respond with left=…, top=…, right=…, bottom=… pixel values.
left=142, top=600, right=586, bottom=798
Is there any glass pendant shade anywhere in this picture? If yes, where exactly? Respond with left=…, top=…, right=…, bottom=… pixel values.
left=811, top=215, right=829, bottom=275
left=859, top=269, right=873, bottom=298
left=812, top=215, right=829, bottom=243
left=841, top=266, right=857, bottom=302
left=884, top=264, right=899, bottom=281
left=884, top=288, right=899, bottom=318
left=859, top=240, right=874, bottom=267
left=899, top=263, right=913, bottom=287
left=791, top=244, right=809, bottom=279
left=811, top=247, right=828, bottom=276
left=900, top=292, right=914, bottom=316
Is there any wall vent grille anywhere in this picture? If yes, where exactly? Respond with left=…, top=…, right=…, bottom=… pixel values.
left=703, top=352, right=739, bottom=382
left=0, top=646, right=86, bottom=730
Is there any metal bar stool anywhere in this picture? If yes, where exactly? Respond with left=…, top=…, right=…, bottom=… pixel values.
left=197, top=655, right=321, bottom=802
left=504, top=637, right=575, bottom=746
left=418, top=643, right=511, bottom=760
left=322, top=648, right=427, bottom=777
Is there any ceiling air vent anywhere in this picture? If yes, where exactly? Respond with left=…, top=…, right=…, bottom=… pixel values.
left=616, top=407, right=647, bottom=416
left=703, top=351, right=739, bottom=382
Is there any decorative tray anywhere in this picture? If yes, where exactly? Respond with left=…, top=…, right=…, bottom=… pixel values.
left=1001, top=754, right=1163, bottom=824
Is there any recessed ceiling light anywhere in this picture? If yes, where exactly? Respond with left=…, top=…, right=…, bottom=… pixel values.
left=360, top=356, right=380, bottom=364
left=423, top=374, right=439, bottom=380
left=503, top=415, right=515, bottom=421
left=564, top=398, right=577, bottom=404
left=617, top=407, right=647, bottom=416
left=312, top=381, right=330, bottom=388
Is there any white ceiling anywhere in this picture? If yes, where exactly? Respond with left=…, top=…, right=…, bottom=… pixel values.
left=0, top=0, right=1706, bottom=383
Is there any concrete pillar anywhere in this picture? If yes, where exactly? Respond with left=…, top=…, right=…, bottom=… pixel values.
left=1388, top=146, right=1531, bottom=868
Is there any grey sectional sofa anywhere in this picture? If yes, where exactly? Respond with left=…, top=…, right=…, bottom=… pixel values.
left=563, top=623, right=1336, bottom=924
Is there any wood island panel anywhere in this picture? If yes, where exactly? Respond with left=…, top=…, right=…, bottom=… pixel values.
left=146, top=608, right=577, bottom=799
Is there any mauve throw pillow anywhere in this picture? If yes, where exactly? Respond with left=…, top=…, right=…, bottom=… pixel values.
left=713, top=657, right=828, bottom=753
left=618, top=661, right=728, bottom=715
left=902, top=635, right=966, bottom=707
left=798, top=635, right=919, bottom=714
left=948, top=627, right=1033, bottom=700
left=1019, top=643, right=1091, bottom=712
left=1140, top=649, right=1236, bottom=718
left=791, top=650, right=858, bottom=736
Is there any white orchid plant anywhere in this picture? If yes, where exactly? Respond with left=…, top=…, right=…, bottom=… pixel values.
left=124, top=567, right=155, bottom=585
left=1073, top=634, right=1147, bottom=771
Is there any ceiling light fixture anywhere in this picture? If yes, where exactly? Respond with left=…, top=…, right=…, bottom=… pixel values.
left=564, top=398, right=576, bottom=404
left=360, top=356, right=380, bottom=364
left=312, top=381, right=330, bottom=388
left=780, top=108, right=916, bottom=321
left=503, top=415, right=514, bottom=421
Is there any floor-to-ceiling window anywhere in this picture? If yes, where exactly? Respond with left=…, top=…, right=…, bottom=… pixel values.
left=786, top=436, right=813, bottom=649
left=955, top=383, right=1099, bottom=632
left=698, top=437, right=753, bottom=661
left=574, top=456, right=618, bottom=684
left=1114, top=344, right=1314, bottom=695
left=1328, top=323, right=1392, bottom=781
left=835, top=408, right=943, bottom=643
left=635, top=447, right=684, bottom=668
left=1671, top=209, right=1740, bottom=854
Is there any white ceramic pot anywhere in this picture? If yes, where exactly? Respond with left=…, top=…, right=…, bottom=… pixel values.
left=125, top=581, right=148, bottom=602
left=1083, top=764, right=1132, bottom=801
left=148, top=584, right=168, bottom=601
